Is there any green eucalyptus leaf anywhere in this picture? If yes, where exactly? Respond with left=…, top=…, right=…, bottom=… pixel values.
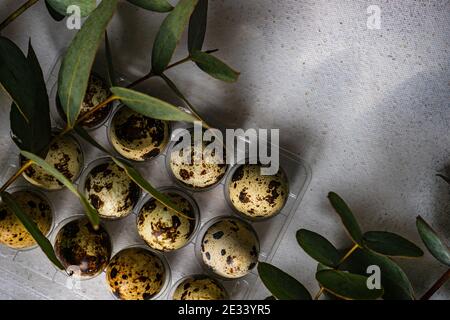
left=45, top=0, right=65, bottom=21
left=437, top=174, right=450, bottom=185
left=341, top=247, right=415, bottom=300
left=363, top=231, right=423, bottom=258
left=20, top=150, right=100, bottom=229
left=188, top=0, right=208, bottom=52
left=110, top=87, right=198, bottom=122
left=190, top=51, right=240, bottom=83
left=416, top=216, right=450, bottom=266
left=296, top=229, right=340, bottom=268
left=58, top=0, right=118, bottom=127
left=316, top=269, right=383, bottom=300
left=328, top=192, right=363, bottom=246
left=127, top=0, right=173, bottom=12
left=151, top=0, right=199, bottom=74
left=110, top=157, right=191, bottom=220
left=74, top=125, right=110, bottom=154
left=257, top=262, right=312, bottom=300
left=11, top=41, right=52, bottom=155
left=1, top=192, right=64, bottom=270
left=46, top=0, right=96, bottom=17
left=104, top=31, right=116, bottom=87
left=0, top=38, right=51, bottom=155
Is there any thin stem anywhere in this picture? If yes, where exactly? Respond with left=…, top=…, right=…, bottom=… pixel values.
left=126, top=71, right=154, bottom=89
left=160, top=73, right=209, bottom=128
left=314, top=288, right=324, bottom=300
left=0, top=160, right=33, bottom=193
left=314, top=244, right=360, bottom=300
left=420, top=268, right=450, bottom=300
left=77, top=95, right=118, bottom=125
left=0, top=0, right=40, bottom=32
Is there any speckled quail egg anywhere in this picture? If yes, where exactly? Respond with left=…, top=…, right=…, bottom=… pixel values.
left=169, top=135, right=227, bottom=189
left=200, top=218, right=259, bottom=279
left=228, top=164, right=289, bottom=219
left=54, top=217, right=111, bottom=278
left=106, top=247, right=167, bottom=300
left=173, top=275, right=228, bottom=300
left=0, top=190, right=52, bottom=249
left=57, top=73, right=112, bottom=128
left=137, top=192, right=196, bottom=251
left=22, top=134, right=83, bottom=191
left=109, top=107, right=169, bottom=161
left=83, top=161, right=141, bottom=219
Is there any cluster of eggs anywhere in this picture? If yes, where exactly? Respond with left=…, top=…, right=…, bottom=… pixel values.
left=0, top=73, right=291, bottom=300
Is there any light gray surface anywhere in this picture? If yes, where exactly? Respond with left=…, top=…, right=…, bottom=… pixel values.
left=0, top=0, right=449, bottom=299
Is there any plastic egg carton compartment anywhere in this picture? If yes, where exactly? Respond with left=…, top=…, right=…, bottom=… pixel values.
left=0, top=54, right=311, bottom=300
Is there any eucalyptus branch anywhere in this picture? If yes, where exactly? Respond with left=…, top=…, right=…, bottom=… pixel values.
left=0, top=0, right=40, bottom=32
left=420, top=268, right=450, bottom=300
left=314, top=244, right=360, bottom=300
left=160, top=73, right=210, bottom=128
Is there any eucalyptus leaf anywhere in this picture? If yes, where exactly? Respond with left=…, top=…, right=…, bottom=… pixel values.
left=58, top=0, right=118, bottom=127
left=416, top=216, right=450, bottom=266
left=190, top=51, right=240, bottom=83
left=296, top=229, right=340, bottom=268
left=0, top=38, right=51, bottom=155
left=74, top=125, right=110, bottom=154
left=437, top=174, right=450, bottom=185
left=363, top=231, right=423, bottom=258
left=110, top=87, right=198, bottom=122
left=1, top=192, right=64, bottom=270
left=151, top=0, right=199, bottom=74
left=316, top=270, right=383, bottom=300
left=110, top=158, right=192, bottom=220
left=45, top=0, right=65, bottom=21
left=188, top=0, right=208, bottom=52
left=328, top=192, right=364, bottom=246
left=104, top=31, right=116, bottom=87
left=20, top=150, right=100, bottom=229
left=127, top=0, right=173, bottom=12
left=257, top=262, right=312, bottom=300
left=340, top=247, right=415, bottom=300
left=46, top=0, right=97, bottom=17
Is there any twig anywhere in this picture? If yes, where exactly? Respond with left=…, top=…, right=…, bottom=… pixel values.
left=314, top=244, right=360, bottom=300
left=420, top=268, right=450, bottom=300
left=0, top=0, right=40, bottom=32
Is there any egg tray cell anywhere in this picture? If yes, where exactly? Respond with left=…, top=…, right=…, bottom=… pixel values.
left=0, top=54, right=311, bottom=300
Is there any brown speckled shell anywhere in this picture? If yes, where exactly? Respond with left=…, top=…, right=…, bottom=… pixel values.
left=54, top=217, right=111, bottom=278
left=0, top=190, right=52, bottom=249
left=137, top=192, right=196, bottom=251
left=169, top=135, right=227, bottom=189
left=106, top=247, right=166, bottom=300
left=173, top=275, right=228, bottom=300
left=22, top=135, right=83, bottom=191
left=228, top=164, right=289, bottom=219
left=84, top=162, right=140, bottom=219
left=201, top=218, right=259, bottom=279
left=110, top=107, right=169, bottom=161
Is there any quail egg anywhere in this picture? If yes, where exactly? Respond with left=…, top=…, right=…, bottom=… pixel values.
left=109, top=107, right=169, bottom=161
left=173, top=275, right=228, bottom=300
left=228, top=164, right=289, bottom=219
left=169, top=134, right=227, bottom=189
left=54, top=217, right=111, bottom=278
left=106, top=247, right=167, bottom=300
left=0, top=190, right=52, bottom=249
left=83, top=161, right=141, bottom=219
left=200, top=218, right=259, bottom=279
left=57, top=73, right=112, bottom=128
left=22, top=134, right=83, bottom=191
left=137, top=192, right=197, bottom=251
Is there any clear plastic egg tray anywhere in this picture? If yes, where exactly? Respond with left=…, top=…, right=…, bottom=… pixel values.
left=0, top=53, right=311, bottom=300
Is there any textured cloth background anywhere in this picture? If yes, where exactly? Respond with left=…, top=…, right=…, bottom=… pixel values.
left=0, top=0, right=449, bottom=299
